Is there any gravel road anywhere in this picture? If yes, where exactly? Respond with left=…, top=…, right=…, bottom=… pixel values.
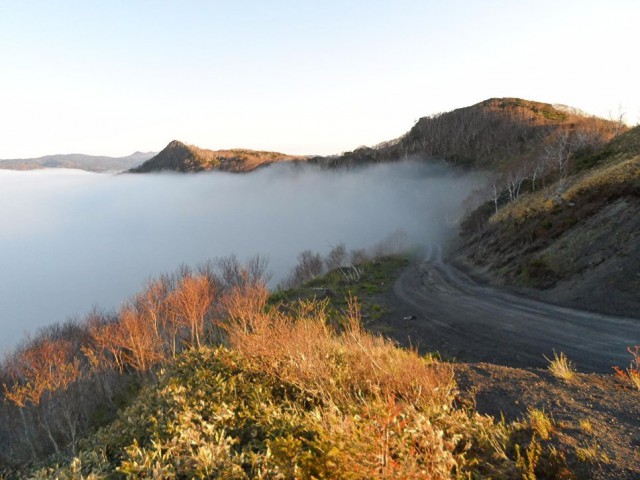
left=390, top=244, right=639, bottom=373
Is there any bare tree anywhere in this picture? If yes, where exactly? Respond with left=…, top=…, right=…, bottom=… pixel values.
left=282, top=250, right=325, bottom=288
left=3, top=338, right=81, bottom=455
left=490, top=182, right=502, bottom=214
left=505, top=165, right=528, bottom=202
left=166, top=275, right=215, bottom=348
left=324, top=243, right=347, bottom=271
left=544, top=130, right=572, bottom=199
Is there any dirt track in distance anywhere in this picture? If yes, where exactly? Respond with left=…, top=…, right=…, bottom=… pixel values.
left=384, top=244, right=639, bottom=373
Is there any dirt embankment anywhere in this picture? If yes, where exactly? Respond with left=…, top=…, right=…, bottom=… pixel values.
left=455, top=363, right=640, bottom=480
left=455, top=196, right=640, bottom=318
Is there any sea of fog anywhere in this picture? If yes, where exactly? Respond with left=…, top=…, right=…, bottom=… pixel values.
left=0, top=161, right=481, bottom=353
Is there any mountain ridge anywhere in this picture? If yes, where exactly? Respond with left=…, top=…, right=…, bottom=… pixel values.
left=128, top=140, right=307, bottom=173
left=309, top=97, right=623, bottom=169
left=0, top=151, right=155, bottom=173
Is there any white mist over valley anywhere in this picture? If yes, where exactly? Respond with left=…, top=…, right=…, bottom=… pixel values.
left=0, top=161, right=480, bottom=353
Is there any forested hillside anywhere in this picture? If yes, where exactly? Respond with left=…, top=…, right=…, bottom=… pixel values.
left=312, top=98, right=623, bottom=170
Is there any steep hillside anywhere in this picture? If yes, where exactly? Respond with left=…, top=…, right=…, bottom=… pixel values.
left=129, top=140, right=305, bottom=173
left=312, top=98, right=622, bottom=169
left=0, top=151, right=154, bottom=172
left=456, top=126, right=640, bottom=316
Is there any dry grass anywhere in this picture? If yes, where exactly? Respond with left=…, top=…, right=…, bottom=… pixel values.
left=575, top=445, right=602, bottom=463
left=613, top=345, right=640, bottom=390
left=579, top=419, right=593, bottom=433
left=545, top=351, right=576, bottom=381
left=563, top=155, right=640, bottom=201
left=220, top=287, right=454, bottom=411
left=214, top=286, right=491, bottom=478
left=527, top=408, right=554, bottom=441
left=491, top=154, right=639, bottom=224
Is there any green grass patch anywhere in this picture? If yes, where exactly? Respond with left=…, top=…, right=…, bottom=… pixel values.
left=269, top=255, right=410, bottom=323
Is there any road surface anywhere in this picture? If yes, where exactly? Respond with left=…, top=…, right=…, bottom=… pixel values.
left=390, top=244, right=639, bottom=373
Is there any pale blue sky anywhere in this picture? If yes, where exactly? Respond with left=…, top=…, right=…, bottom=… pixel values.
left=1, top=0, right=638, bottom=158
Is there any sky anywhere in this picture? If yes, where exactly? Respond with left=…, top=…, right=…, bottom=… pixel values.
left=1, top=0, right=638, bottom=158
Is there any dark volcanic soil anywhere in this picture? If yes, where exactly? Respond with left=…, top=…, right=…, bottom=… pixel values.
left=455, top=363, right=640, bottom=480
left=456, top=197, right=640, bottom=318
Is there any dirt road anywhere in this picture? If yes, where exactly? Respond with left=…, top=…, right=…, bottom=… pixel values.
left=389, top=244, right=639, bottom=373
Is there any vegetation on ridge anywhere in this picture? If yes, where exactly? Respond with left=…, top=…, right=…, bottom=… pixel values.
left=129, top=140, right=305, bottom=173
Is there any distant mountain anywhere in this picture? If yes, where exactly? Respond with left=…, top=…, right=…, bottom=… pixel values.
left=129, top=140, right=306, bottom=173
left=0, top=151, right=156, bottom=172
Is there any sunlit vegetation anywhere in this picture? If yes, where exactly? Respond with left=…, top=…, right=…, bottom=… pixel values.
left=1, top=99, right=634, bottom=477
left=491, top=153, right=640, bottom=224
left=0, top=255, right=268, bottom=467
left=545, top=351, right=576, bottom=381
left=314, top=98, right=622, bottom=172
left=613, top=346, right=640, bottom=390
left=460, top=123, right=639, bottom=293
left=0, top=249, right=572, bottom=479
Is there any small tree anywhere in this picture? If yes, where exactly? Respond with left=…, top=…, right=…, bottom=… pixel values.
left=282, top=250, right=325, bottom=288
left=166, top=275, right=215, bottom=348
left=325, top=243, right=347, bottom=271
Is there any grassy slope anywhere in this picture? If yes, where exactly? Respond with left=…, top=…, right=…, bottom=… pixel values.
left=12, top=257, right=637, bottom=479
left=458, top=126, right=640, bottom=314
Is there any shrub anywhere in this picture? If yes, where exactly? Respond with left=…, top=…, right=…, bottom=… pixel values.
left=613, top=345, right=640, bottom=390
left=527, top=408, right=554, bottom=441
left=545, top=351, right=576, bottom=381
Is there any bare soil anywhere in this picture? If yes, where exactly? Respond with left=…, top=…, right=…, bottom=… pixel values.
left=455, top=363, right=640, bottom=479
left=456, top=197, right=640, bottom=318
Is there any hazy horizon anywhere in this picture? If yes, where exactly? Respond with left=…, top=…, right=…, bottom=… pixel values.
left=0, top=160, right=483, bottom=353
left=1, top=1, right=638, bottom=159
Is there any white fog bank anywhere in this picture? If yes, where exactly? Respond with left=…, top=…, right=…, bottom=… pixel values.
left=0, top=161, right=482, bottom=353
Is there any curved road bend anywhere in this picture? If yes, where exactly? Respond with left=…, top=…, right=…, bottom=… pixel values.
left=392, top=244, right=639, bottom=373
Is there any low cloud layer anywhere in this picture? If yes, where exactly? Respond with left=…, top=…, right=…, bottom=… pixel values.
left=0, top=161, right=482, bottom=352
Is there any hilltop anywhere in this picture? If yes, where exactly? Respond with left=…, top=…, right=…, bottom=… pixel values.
left=122, top=98, right=637, bottom=315
left=311, top=98, right=622, bottom=169
left=129, top=140, right=306, bottom=173
left=310, top=98, right=637, bottom=318
left=0, top=151, right=154, bottom=173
